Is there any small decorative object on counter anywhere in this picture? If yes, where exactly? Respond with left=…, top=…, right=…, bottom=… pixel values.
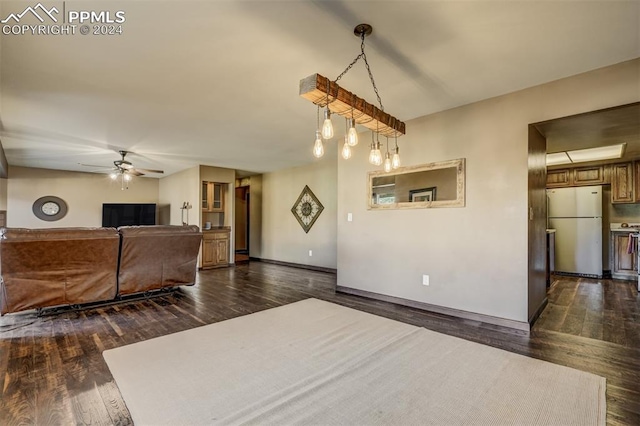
left=180, top=201, right=192, bottom=225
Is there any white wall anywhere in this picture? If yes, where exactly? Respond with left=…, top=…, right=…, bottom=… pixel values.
left=262, top=146, right=337, bottom=269
left=337, top=59, right=640, bottom=324
left=158, top=166, right=199, bottom=226
left=7, top=166, right=159, bottom=228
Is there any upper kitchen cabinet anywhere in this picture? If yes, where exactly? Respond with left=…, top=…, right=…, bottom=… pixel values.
left=202, top=181, right=225, bottom=212
left=546, top=169, right=571, bottom=187
left=636, top=162, right=640, bottom=202
left=573, top=166, right=606, bottom=185
left=546, top=165, right=608, bottom=188
left=611, top=162, right=635, bottom=203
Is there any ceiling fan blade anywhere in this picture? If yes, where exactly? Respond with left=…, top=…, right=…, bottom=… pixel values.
left=79, top=163, right=113, bottom=169
left=134, top=168, right=164, bottom=174
left=128, top=169, right=145, bottom=177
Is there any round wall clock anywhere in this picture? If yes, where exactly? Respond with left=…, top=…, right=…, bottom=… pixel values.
left=32, top=196, right=68, bottom=222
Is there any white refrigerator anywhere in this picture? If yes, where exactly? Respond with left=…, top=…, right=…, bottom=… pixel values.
left=547, top=186, right=603, bottom=277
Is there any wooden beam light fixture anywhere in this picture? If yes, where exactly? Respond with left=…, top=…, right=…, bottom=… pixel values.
left=299, top=24, right=405, bottom=166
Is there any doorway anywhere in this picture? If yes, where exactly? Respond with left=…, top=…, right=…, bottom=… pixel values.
left=235, top=186, right=250, bottom=264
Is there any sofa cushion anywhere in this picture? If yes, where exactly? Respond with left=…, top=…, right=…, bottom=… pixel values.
left=117, top=225, right=202, bottom=295
left=0, top=227, right=120, bottom=314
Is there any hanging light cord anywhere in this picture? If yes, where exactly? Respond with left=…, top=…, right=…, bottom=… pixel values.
left=333, top=32, right=384, bottom=112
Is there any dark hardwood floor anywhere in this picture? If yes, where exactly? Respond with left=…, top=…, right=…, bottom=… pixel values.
left=1, top=263, right=639, bottom=425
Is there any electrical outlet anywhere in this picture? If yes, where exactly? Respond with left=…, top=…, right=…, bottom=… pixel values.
left=422, top=275, right=429, bottom=286
left=309, top=250, right=313, bottom=257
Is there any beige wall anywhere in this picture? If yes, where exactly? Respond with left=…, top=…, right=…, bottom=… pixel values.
left=337, top=59, right=640, bottom=324
left=7, top=166, right=159, bottom=228
left=158, top=166, right=199, bottom=227
left=609, top=197, right=640, bottom=223
left=261, top=146, right=337, bottom=269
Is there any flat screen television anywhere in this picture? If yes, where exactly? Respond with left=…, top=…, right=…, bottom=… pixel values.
left=102, top=203, right=156, bottom=227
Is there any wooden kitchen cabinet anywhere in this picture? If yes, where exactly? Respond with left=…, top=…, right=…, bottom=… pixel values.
left=546, top=166, right=607, bottom=188
left=546, top=169, right=571, bottom=187
left=611, top=162, right=635, bottom=203
left=202, top=181, right=225, bottom=212
left=612, top=232, right=637, bottom=280
left=635, top=161, right=640, bottom=202
left=573, top=166, right=605, bottom=185
left=201, top=229, right=230, bottom=269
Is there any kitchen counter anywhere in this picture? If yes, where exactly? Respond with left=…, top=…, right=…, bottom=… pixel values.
left=546, top=229, right=556, bottom=234
left=202, top=226, right=231, bottom=232
left=610, top=222, right=640, bottom=232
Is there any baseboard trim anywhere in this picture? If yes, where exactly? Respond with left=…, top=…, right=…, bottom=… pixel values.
left=337, top=286, right=530, bottom=334
left=528, top=297, right=548, bottom=327
left=252, top=258, right=337, bottom=274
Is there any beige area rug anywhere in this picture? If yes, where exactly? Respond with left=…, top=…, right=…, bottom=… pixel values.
left=103, top=298, right=606, bottom=425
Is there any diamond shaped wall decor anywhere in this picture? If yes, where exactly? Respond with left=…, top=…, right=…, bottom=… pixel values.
left=291, top=185, right=324, bottom=233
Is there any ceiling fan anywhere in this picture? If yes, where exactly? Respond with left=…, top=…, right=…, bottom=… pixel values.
left=80, top=150, right=164, bottom=189
left=80, top=150, right=164, bottom=176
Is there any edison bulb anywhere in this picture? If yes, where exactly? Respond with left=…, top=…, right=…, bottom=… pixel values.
left=347, top=119, right=358, bottom=146
left=383, top=153, right=392, bottom=172
left=369, top=142, right=382, bottom=166
left=392, top=150, right=401, bottom=169
left=322, top=109, right=334, bottom=139
left=341, top=138, right=352, bottom=160
left=313, top=131, right=324, bottom=158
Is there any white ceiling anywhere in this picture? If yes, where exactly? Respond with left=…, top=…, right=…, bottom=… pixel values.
left=1, top=1, right=638, bottom=177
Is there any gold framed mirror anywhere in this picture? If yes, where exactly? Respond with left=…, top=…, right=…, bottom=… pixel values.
left=368, top=158, right=466, bottom=209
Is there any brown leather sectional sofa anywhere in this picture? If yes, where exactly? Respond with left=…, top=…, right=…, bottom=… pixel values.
left=0, top=225, right=202, bottom=315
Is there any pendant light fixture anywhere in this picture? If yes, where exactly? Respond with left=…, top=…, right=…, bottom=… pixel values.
left=392, top=133, right=401, bottom=169
left=342, top=118, right=352, bottom=159
left=313, top=132, right=324, bottom=158
left=321, top=79, right=334, bottom=140
left=313, top=106, right=324, bottom=158
left=347, top=101, right=358, bottom=146
left=383, top=137, right=392, bottom=172
left=300, top=24, right=405, bottom=168
left=368, top=130, right=382, bottom=166
left=342, top=136, right=352, bottom=159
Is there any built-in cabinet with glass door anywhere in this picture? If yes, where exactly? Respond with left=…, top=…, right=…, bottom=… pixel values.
left=202, top=181, right=225, bottom=212
left=201, top=181, right=229, bottom=269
